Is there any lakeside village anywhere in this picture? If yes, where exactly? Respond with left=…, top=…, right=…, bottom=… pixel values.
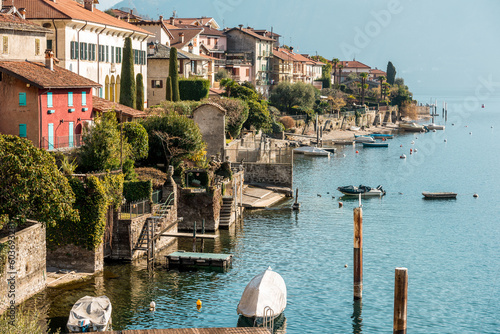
left=0, top=1, right=438, bottom=333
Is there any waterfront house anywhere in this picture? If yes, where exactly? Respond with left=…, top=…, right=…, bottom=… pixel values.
left=335, top=60, right=371, bottom=83
left=225, top=26, right=275, bottom=97
left=369, top=68, right=387, bottom=82
left=0, top=52, right=100, bottom=149
left=270, top=47, right=294, bottom=84
left=14, top=0, right=151, bottom=108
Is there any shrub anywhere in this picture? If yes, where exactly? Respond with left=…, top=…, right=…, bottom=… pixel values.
left=179, top=78, right=210, bottom=101
left=123, top=180, right=153, bottom=202
left=135, top=73, right=144, bottom=111
left=214, top=68, right=230, bottom=82
left=206, top=97, right=249, bottom=139
left=119, top=37, right=136, bottom=108
left=169, top=47, right=180, bottom=101
left=157, top=100, right=202, bottom=116
left=135, top=167, right=168, bottom=188
left=122, top=121, right=148, bottom=160
left=279, top=116, right=295, bottom=130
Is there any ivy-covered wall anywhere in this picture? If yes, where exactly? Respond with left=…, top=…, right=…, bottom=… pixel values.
left=123, top=180, right=153, bottom=202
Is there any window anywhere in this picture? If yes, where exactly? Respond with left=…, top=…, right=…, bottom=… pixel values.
left=19, top=92, right=26, bottom=106
left=111, top=46, right=114, bottom=63
left=142, top=51, right=146, bottom=65
left=115, top=47, right=120, bottom=63
left=19, top=124, right=27, bottom=138
left=35, top=39, right=40, bottom=56
left=152, top=80, right=163, bottom=88
left=106, top=46, right=109, bottom=62
left=47, top=40, right=53, bottom=50
left=89, top=44, right=95, bottom=61
left=80, top=42, right=87, bottom=60
left=246, top=68, right=250, bottom=77
left=2, top=36, right=8, bottom=54
left=134, top=49, right=138, bottom=64
left=118, top=47, right=122, bottom=63
left=81, top=91, right=86, bottom=106
left=68, top=92, right=73, bottom=106
left=71, top=41, right=79, bottom=60
left=47, top=92, right=53, bottom=108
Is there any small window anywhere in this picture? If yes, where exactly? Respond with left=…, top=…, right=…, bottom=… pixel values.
left=47, top=39, right=53, bottom=50
left=2, top=36, right=8, bottom=54
left=19, top=124, right=27, bottom=138
left=19, top=92, right=26, bottom=106
left=152, top=80, right=163, bottom=88
left=35, top=39, right=40, bottom=56
left=68, top=92, right=73, bottom=106
left=47, top=92, right=53, bottom=108
left=82, top=91, right=86, bottom=106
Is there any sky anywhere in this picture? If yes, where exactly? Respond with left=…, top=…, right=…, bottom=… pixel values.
left=97, top=0, right=500, bottom=102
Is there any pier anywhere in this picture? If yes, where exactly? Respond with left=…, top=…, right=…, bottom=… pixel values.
left=165, top=251, right=233, bottom=270
left=99, top=328, right=270, bottom=334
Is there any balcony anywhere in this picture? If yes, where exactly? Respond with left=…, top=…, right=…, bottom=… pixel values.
left=41, top=134, right=82, bottom=150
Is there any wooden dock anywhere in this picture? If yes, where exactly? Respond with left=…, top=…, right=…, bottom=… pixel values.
left=161, top=232, right=218, bottom=239
left=165, top=251, right=233, bottom=270
left=99, top=328, right=270, bottom=334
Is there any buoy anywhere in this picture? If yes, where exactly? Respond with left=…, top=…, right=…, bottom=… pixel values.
left=482, top=104, right=485, bottom=108
left=400, top=154, right=406, bottom=159
left=411, top=141, right=415, bottom=145
left=196, top=299, right=202, bottom=307
left=433, top=129, right=436, bottom=132
left=344, top=264, right=348, bottom=268
left=410, top=148, right=413, bottom=154
left=414, top=149, right=418, bottom=153
left=355, top=150, right=359, bottom=154
left=465, top=125, right=468, bottom=127
left=400, top=144, right=403, bottom=147
left=343, top=154, right=346, bottom=157
left=150, top=301, right=156, bottom=311
left=332, top=196, right=335, bottom=199
left=444, top=139, right=447, bottom=142
left=473, top=193, right=479, bottom=198
left=317, top=194, right=321, bottom=197
left=452, top=123, right=455, bottom=126
left=469, top=132, right=472, bottom=135
left=338, top=202, right=343, bottom=208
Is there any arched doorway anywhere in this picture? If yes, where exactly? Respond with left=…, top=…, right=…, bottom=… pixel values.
left=110, top=76, right=115, bottom=102
left=115, top=75, right=121, bottom=103
left=105, top=75, right=109, bottom=100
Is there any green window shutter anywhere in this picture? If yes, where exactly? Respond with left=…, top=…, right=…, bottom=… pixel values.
left=47, top=92, right=53, bottom=108
left=19, top=92, right=26, bottom=106
left=106, top=46, right=109, bottom=62
left=68, top=92, right=73, bottom=106
left=82, top=91, right=86, bottom=106
left=111, top=46, right=114, bottom=63
left=19, top=124, right=27, bottom=137
left=70, top=42, right=74, bottom=59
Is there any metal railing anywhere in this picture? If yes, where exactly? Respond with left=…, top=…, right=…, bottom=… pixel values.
left=119, top=198, right=151, bottom=220
left=226, top=148, right=293, bottom=164
left=41, top=134, right=82, bottom=150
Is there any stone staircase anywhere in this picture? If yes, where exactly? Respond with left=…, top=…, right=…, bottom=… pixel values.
left=219, top=196, right=235, bottom=229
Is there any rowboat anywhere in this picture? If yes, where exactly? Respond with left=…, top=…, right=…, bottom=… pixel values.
left=67, top=296, right=112, bottom=332
left=237, top=267, right=287, bottom=324
left=422, top=192, right=457, bottom=199
left=294, top=146, right=330, bottom=157
left=337, top=185, right=386, bottom=197
left=370, top=133, right=394, bottom=139
left=362, top=142, right=389, bottom=148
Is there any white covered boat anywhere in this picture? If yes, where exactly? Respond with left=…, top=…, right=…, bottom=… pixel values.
left=237, top=267, right=287, bottom=321
left=399, top=122, right=426, bottom=132
left=337, top=185, right=386, bottom=197
left=425, top=123, right=445, bottom=130
left=67, top=296, right=112, bottom=332
left=353, top=136, right=376, bottom=143
left=293, top=146, right=330, bottom=157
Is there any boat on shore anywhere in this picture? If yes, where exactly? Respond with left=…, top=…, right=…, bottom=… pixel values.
left=422, top=192, right=457, bottom=199
left=237, top=267, right=287, bottom=326
left=294, top=146, right=330, bottom=157
left=362, top=142, right=389, bottom=148
left=67, top=296, right=112, bottom=332
left=337, top=185, right=386, bottom=197
left=354, top=136, right=376, bottom=143
left=399, top=122, right=426, bottom=132
left=349, top=126, right=360, bottom=131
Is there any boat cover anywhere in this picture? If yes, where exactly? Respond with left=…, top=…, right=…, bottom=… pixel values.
left=67, top=296, right=112, bottom=330
left=237, top=267, right=287, bottom=318
left=338, top=185, right=372, bottom=194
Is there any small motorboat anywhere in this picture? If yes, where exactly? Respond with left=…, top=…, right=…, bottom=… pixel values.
left=400, top=154, right=406, bottom=159
left=362, top=142, right=388, bottom=147
left=425, top=123, right=445, bottom=130
left=67, top=296, right=112, bottom=332
left=294, top=146, right=330, bottom=157
left=422, top=192, right=457, bottom=199
left=349, top=126, right=361, bottom=131
left=399, top=122, right=426, bottom=132
left=337, top=185, right=386, bottom=197
left=354, top=136, right=376, bottom=143
left=369, top=133, right=394, bottom=139
left=237, top=267, right=287, bottom=325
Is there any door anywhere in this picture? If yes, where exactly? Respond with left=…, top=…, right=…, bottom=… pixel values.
left=68, top=121, right=74, bottom=148
left=48, top=123, right=54, bottom=150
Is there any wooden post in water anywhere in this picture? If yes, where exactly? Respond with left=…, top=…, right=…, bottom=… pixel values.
left=393, top=267, right=408, bottom=334
left=192, top=221, right=197, bottom=252
left=316, top=114, right=320, bottom=146
left=353, top=202, right=363, bottom=300
left=292, top=188, right=300, bottom=210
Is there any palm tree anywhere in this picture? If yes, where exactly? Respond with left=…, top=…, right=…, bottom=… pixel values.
left=220, top=78, right=236, bottom=97
left=332, top=58, right=339, bottom=86
left=382, top=82, right=390, bottom=100
left=337, top=64, right=344, bottom=87
left=378, top=75, right=386, bottom=101
left=360, top=73, right=368, bottom=105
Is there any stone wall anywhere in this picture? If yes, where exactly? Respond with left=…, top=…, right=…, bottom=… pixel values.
left=239, top=162, right=293, bottom=188
left=46, top=243, right=104, bottom=273
left=0, top=221, right=46, bottom=314
left=177, top=186, right=222, bottom=232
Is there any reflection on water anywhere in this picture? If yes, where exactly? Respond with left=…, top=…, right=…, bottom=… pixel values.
left=351, top=300, right=363, bottom=334
left=237, top=313, right=287, bottom=334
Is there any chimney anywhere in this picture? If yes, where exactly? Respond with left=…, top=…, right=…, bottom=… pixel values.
left=170, top=16, right=175, bottom=25
left=18, top=7, right=26, bottom=19
left=179, top=32, right=184, bottom=43
left=83, top=0, right=93, bottom=11
left=45, top=50, right=54, bottom=71
left=290, top=46, right=294, bottom=52
left=159, top=15, right=163, bottom=22
left=238, top=24, right=243, bottom=30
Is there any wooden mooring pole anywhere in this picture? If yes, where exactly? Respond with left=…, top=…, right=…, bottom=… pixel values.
left=393, top=267, right=408, bottom=334
left=353, top=203, right=363, bottom=300
left=192, top=221, right=197, bottom=252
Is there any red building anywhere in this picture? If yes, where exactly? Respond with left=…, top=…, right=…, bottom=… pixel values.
left=0, top=52, right=100, bottom=149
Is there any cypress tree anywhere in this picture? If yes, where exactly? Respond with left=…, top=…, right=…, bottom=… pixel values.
left=135, top=73, right=144, bottom=111
left=120, top=37, right=136, bottom=108
left=166, top=76, right=172, bottom=101
left=386, top=61, right=396, bottom=85
left=169, top=47, right=180, bottom=101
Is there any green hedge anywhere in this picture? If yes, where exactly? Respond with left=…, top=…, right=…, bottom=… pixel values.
left=179, top=78, right=210, bottom=101
left=123, top=180, right=153, bottom=202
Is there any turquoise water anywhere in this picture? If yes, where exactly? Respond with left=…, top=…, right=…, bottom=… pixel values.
left=32, top=95, right=500, bottom=333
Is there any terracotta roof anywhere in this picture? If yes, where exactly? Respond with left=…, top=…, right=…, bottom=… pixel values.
left=0, top=12, right=50, bottom=33
left=272, top=48, right=293, bottom=61
left=199, top=53, right=219, bottom=60
left=290, top=52, right=315, bottom=65
left=170, top=27, right=203, bottom=49
left=174, top=24, right=224, bottom=37
left=253, top=30, right=281, bottom=38
left=339, top=60, right=371, bottom=69
left=370, top=69, right=386, bottom=76
left=0, top=60, right=100, bottom=88
left=226, top=27, right=275, bottom=42
left=108, top=8, right=143, bottom=21
left=174, top=17, right=218, bottom=28
left=92, top=96, right=147, bottom=118
left=132, top=20, right=175, bottom=40
left=14, top=0, right=150, bottom=35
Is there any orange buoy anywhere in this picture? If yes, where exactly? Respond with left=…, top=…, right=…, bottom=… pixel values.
left=338, top=202, right=343, bottom=208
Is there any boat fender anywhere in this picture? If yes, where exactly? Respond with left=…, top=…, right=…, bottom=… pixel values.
left=338, top=202, right=343, bottom=208
left=473, top=193, right=479, bottom=198
left=344, top=264, right=348, bottom=268
left=150, top=301, right=156, bottom=311
left=444, top=139, right=447, bottom=142
left=355, top=150, right=359, bottom=154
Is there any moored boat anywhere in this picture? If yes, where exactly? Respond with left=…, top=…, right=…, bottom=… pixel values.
left=399, top=122, right=426, bottom=132
left=422, top=192, right=457, bottom=199
left=337, top=185, right=386, bottom=197
left=425, top=123, right=445, bottom=130
left=354, top=136, right=376, bottom=143
left=237, top=267, right=287, bottom=323
left=67, top=296, right=112, bottom=332
left=294, top=146, right=330, bottom=156
left=370, top=133, right=394, bottom=139
left=362, top=142, right=389, bottom=148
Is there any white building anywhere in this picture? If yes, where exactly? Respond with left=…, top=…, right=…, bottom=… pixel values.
left=16, top=0, right=151, bottom=108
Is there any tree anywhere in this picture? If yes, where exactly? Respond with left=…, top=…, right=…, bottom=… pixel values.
left=386, top=61, right=396, bottom=85
left=332, top=58, right=339, bottom=85
left=394, top=77, right=405, bottom=86
left=337, top=64, right=344, bottom=86
left=220, top=78, right=237, bottom=97
left=169, top=47, right=180, bottom=101
left=208, top=97, right=249, bottom=139
left=378, top=75, right=386, bottom=100
left=122, top=121, right=149, bottom=160
left=78, top=112, right=130, bottom=172
left=244, top=100, right=271, bottom=132
left=166, top=76, right=172, bottom=101
left=270, top=81, right=317, bottom=113
left=214, top=68, right=230, bottom=82
left=0, top=134, right=77, bottom=229
left=119, top=37, right=136, bottom=108
left=360, top=72, right=368, bottom=105
left=135, top=73, right=144, bottom=111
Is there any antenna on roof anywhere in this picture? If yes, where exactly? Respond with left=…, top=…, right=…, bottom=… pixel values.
left=173, top=10, right=176, bottom=17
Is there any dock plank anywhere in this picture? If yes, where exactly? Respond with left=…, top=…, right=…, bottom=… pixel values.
left=160, top=233, right=218, bottom=239
left=99, top=328, right=270, bottom=334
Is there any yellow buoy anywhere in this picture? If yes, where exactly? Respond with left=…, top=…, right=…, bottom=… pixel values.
left=196, top=299, right=202, bottom=306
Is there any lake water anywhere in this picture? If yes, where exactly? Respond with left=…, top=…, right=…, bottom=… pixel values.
left=30, top=94, right=500, bottom=333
